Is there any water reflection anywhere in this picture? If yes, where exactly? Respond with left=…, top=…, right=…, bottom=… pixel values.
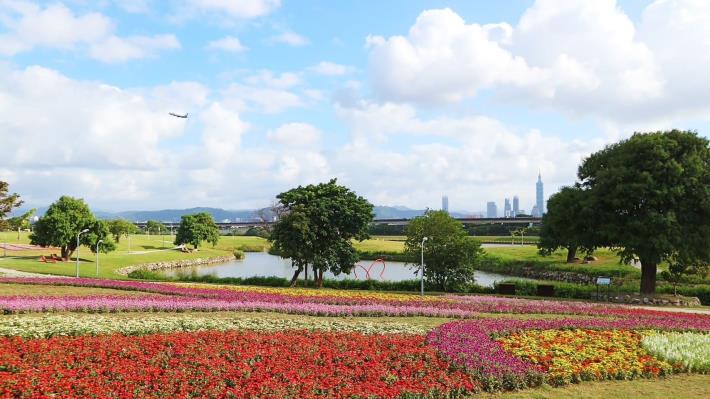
left=160, top=252, right=522, bottom=288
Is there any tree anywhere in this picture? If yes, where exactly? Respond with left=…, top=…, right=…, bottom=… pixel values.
left=0, top=181, right=23, bottom=230
left=86, top=220, right=117, bottom=254
left=270, top=179, right=374, bottom=288
left=538, top=186, right=597, bottom=263
left=404, top=210, right=483, bottom=291
left=29, top=196, right=97, bottom=259
left=579, top=130, right=710, bottom=294
left=108, top=219, right=138, bottom=243
left=174, top=212, right=220, bottom=249
left=661, top=254, right=709, bottom=296
left=145, top=220, right=167, bottom=235
left=6, top=209, right=35, bottom=233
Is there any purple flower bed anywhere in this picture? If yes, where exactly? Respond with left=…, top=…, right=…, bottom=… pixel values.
left=427, top=317, right=710, bottom=391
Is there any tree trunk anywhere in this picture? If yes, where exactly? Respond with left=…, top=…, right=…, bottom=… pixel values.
left=289, top=268, right=302, bottom=287
left=305, top=265, right=309, bottom=287
left=566, top=246, right=578, bottom=263
left=640, top=258, right=657, bottom=294
left=316, top=269, right=324, bottom=288
left=61, top=246, right=73, bottom=261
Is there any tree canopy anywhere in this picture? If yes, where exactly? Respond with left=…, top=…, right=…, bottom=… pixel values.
left=538, top=186, right=597, bottom=263
left=108, top=219, right=138, bottom=243
left=404, top=210, right=482, bottom=291
left=174, top=212, right=220, bottom=249
left=29, top=196, right=115, bottom=259
left=578, top=130, right=710, bottom=294
left=270, top=179, right=374, bottom=287
left=145, top=220, right=167, bottom=235
left=0, top=181, right=23, bottom=230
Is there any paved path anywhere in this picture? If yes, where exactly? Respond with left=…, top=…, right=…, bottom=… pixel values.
left=0, top=267, right=60, bottom=278
left=631, top=305, right=710, bottom=315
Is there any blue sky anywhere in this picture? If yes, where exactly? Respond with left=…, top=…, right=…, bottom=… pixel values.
left=1, top=0, right=709, bottom=213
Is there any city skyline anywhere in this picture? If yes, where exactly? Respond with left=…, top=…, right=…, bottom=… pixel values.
left=2, top=1, right=709, bottom=212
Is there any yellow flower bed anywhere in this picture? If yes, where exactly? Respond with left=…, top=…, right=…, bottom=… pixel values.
left=497, top=329, right=675, bottom=386
left=172, top=282, right=447, bottom=303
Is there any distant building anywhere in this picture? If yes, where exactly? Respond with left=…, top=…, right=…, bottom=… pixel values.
left=504, top=198, right=511, bottom=218
left=531, top=205, right=540, bottom=218
left=513, top=196, right=520, bottom=217
left=535, top=172, right=545, bottom=216
left=486, top=201, right=498, bottom=218
left=442, top=195, right=449, bottom=213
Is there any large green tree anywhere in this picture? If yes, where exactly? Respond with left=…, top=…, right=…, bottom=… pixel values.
left=29, top=196, right=106, bottom=259
left=404, top=210, right=483, bottom=291
left=174, top=212, right=220, bottom=249
left=538, top=186, right=597, bottom=263
left=270, top=179, right=374, bottom=288
left=0, top=181, right=23, bottom=230
left=579, top=130, right=710, bottom=294
left=108, top=219, right=138, bottom=243
left=86, top=220, right=117, bottom=254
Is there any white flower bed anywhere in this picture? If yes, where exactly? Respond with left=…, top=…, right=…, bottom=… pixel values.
left=642, top=331, right=710, bottom=373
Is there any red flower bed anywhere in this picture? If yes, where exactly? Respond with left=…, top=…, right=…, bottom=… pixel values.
left=0, top=330, right=478, bottom=399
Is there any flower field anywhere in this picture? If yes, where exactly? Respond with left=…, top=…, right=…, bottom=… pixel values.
left=1, top=277, right=709, bottom=398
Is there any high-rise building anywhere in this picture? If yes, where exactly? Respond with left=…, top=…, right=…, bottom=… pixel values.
left=442, top=195, right=449, bottom=213
left=486, top=201, right=497, bottom=218
left=504, top=198, right=511, bottom=218
left=535, top=172, right=545, bottom=217
left=513, top=196, right=520, bottom=217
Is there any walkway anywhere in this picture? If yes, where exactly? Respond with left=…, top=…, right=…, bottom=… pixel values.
left=0, top=267, right=60, bottom=278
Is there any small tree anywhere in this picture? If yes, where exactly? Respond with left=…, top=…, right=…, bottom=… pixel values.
left=661, top=254, right=710, bottom=296
left=145, top=220, right=167, bottom=235
left=174, top=212, right=220, bottom=249
left=0, top=181, right=23, bottom=230
left=30, top=196, right=97, bottom=259
left=86, top=220, right=117, bottom=254
left=538, top=186, right=597, bottom=263
left=579, top=130, right=710, bottom=294
left=108, top=219, right=138, bottom=243
left=404, top=210, right=483, bottom=291
left=7, top=208, right=35, bottom=233
left=269, top=179, right=374, bottom=287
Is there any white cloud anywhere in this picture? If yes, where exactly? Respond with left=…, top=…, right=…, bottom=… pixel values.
left=200, top=102, right=249, bottom=165
left=271, top=31, right=309, bottom=47
left=245, top=70, right=301, bottom=89
left=206, top=36, right=248, bottom=53
left=0, top=2, right=112, bottom=55
left=309, top=61, right=354, bottom=76
left=365, top=1, right=710, bottom=125
left=267, top=123, right=322, bottom=147
left=187, top=0, right=281, bottom=19
left=0, top=1, right=180, bottom=62
left=89, top=34, right=180, bottom=63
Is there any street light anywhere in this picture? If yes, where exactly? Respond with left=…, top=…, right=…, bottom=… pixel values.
left=76, top=229, right=90, bottom=278
left=420, top=236, right=428, bottom=297
left=95, top=239, right=103, bottom=277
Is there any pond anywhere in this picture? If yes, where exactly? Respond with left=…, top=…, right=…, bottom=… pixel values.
left=159, top=252, right=526, bottom=288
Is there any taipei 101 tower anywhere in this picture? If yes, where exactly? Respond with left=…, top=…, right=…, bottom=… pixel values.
left=535, top=172, right=544, bottom=216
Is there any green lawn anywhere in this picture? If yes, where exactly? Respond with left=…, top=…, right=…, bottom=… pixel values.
left=0, top=232, right=257, bottom=279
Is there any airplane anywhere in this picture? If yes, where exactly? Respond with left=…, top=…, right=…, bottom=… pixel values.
left=169, top=112, right=189, bottom=119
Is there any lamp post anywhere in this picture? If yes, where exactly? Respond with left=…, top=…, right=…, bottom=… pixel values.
left=128, top=234, right=131, bottom=254
left=95, top=239, right=103, bottom=277
left=76, top=229, right=90, bottom=278
left=420, top=236, right=428, bottom=297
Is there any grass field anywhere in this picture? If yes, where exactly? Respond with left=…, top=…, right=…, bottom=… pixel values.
left=0, top=232, right=261, bottom=279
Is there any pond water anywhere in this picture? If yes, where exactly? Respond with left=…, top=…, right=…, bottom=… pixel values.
left=160, top=252, right=526, bottom=288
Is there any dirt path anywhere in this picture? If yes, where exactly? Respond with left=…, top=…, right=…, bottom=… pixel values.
left=0, top=267, right=60, bottom=278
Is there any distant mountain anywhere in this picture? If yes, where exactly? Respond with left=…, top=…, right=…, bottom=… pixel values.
left=14, top=205, right=479, bottom=222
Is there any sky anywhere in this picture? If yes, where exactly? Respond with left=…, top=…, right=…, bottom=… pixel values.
left=1, top=0, right=710, bottom=213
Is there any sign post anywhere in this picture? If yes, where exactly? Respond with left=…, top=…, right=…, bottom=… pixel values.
left=595, top=276, right=612, bottom=301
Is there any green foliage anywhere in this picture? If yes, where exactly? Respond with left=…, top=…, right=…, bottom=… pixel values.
left=0, top=181, right=23, bottom=230
left=270, top=179, right=374, bottom=287
left=6, top=208, right=35, bottom=231
left=538, top=186, right=597, bottom=262
left=233, top=249, right=245, bottom=260
left=579, top=130, right=710, bottom=293
left=145, top=220, right=167, bottom=235
left=29, top=196, right=97, bottom=259
left=174, top=212, right=220, bottom=249
left=404, top=210, right=483, bottom=291
left=86, top=220, right=116, bottom=254
left=244, top=226, right=269, bottom=238
left=661, top=255, right=710, bottom=295
left=108, top=219, right=138, bottom=243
